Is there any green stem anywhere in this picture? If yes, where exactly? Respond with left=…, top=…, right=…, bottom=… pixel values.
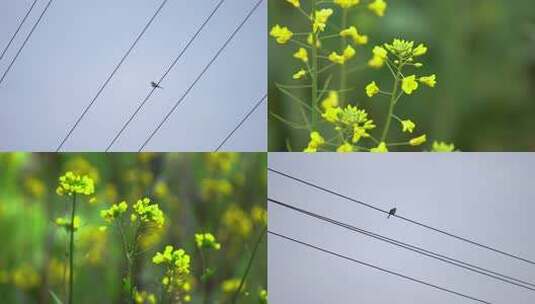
left=128, top=224, right=142, bottom=304
left=311, top=0, right=319, bottom=127
left=231, top=225, right=267, bottom=304
left=200, top=249, right=209, bottom=304
left=340, top=9, right=348, bottom=105
left=126, top=255, right=132, bottom=303
left=381, top=67, right=401, bottom=142
left=68, top=194, right=77, bottom=304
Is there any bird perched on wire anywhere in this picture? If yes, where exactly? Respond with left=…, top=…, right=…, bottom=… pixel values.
left=150, top=81, right=163, bottom=89
left=387, top=207, right=397, bottom=219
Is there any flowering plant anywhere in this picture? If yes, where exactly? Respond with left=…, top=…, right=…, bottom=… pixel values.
left=270, top=0, right=456, bottom=152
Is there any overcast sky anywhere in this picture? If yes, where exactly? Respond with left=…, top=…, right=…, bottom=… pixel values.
left=0, top=0, right=266, bottom=151
left=269, top=153, right=535, bottom=303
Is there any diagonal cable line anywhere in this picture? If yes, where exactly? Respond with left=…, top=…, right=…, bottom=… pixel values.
left=0, top=0, right=54, bottom=87
left=268, top=230, right=494, bottom=304
left=0, top=0, right=39, bottom=61
left=269, top=197, right=535, bottom=291
left=137, top=0, right=264, bottom=152
left=105, top=0, right=225, bottom=151
left=55, top=0, right=170, bottom=152
left=214, top=93, right=267, bottom=152
left=268, top=167, right=535, bottom=266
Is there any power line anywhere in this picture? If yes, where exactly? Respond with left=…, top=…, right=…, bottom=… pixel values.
left=137, top=0, right=264, bottom=152
left=55, top=0, right=170, bottom=152
left=0, top=0, right=38, bottom=61
left=268, top=230, right=494, bottom=304
left=214, top=93, right=267, bottom=152
left=268, top=197, right=535, bottom=291
left=268, top=167, right=535, bottom=266
left=0, top=0, right=54, bottom=87
left=105, top=0, right=225, bottom=151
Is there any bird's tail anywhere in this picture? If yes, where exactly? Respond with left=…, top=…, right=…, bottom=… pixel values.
left=387, top=214, right=391, bottom=219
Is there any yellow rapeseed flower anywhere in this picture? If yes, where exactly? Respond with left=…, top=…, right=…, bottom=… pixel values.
left=328, top=45, right=356, bottom=64
left=293, top=47, right=308, bottom=63
left=313, top=9, right=333, bottom=33
left=419, top=74, right=437, bottom=87
left=337, top=143, right=353, bottom=152
left=343, top=45, right=356, bottom=60
left=432, top=141, right=455, bottom=152
left=370, top=142, right=388, bottom=153
left=340, top=26, right=368, bottom=45
left=368, top=0, right=387, bottom=17
left=222, top=278, right=242, bottom=293
left=328, top=52, right=345, bottom=64
left=321, top=91, right=339, bottom=110
left=293, top=69, right=307, bottom=79
left=413, top=43, right=428, bottom=56
left=286, top=0, right=300, bottom=7
left=368, top=46, right=387, bottom=68
left=401, top=120, right=416, bottom=133
left=366, top=81, right=380, bottom=97
left=321, top=107, right=342, bottom=123
left=304, top=132, right=324, bottom=152
left=270, top=25, right=293, bottom=44
left=353, top=125, right=372, bottom=143
left=409, top=134, right=427, bottom=146
left=334, top=0, right=360, bottom=8
left=401, top=75, right=419, bottom=94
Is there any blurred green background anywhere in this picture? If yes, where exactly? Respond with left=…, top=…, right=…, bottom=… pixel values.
left=269, top=0, right=535, bottom=151
left=0, top=153, right=266, bottom=303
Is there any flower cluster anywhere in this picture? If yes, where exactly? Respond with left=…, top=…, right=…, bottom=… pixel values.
left=195, top=233, right=221, bottom=250
left=361, top=38, right=442, bottom=151
left=153, top=245, right=192, bottom=301
left=133, top=290, right=157, bottom=304
left=270, top=0, right=456, bottom=152
left=201, top=179, right=233, bottom=201
left=132, top=198, right=165, bottom=228
left=100, top=201, right=128, bottom=223
left=56, top=171, right=95, bottom=196
left=222, top=204, right=252, bottom=238
left=100, top=198, right=164, bottom=228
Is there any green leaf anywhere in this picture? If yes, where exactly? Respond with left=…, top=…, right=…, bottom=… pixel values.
left=49, top=290, right=64, bottom=304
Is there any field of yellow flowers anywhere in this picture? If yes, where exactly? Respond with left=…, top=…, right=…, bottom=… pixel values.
left=0, top=153, right=267, bottom=304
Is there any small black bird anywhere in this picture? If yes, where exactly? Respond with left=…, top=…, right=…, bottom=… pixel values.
left=387, top=207, right=397, bottom=219
left=151, top=81, right=163, bottom=89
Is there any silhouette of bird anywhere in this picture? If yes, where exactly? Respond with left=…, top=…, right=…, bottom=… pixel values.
left=151, top=81, right=163, bottom=89
left=387, top=207, right=397, bottom=219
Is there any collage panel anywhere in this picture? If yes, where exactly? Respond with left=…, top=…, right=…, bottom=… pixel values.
left=268, top=153, right=535, bottom=303
left=0, top=153, right=267, bottom=303
left=268, top=0, right=535, bottom=152
left=0, top=0, right=266, bottom=152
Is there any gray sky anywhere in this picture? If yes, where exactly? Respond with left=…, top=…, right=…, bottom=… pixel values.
left=0, top=0, right=266, bottom=151
left=269, top=153, right=535, bottom=303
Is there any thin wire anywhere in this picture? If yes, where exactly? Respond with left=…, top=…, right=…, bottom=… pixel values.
left=268, top=197, right=535, bottom=291
left=55, top=0, right=170, bottom=152
left=105, top=0, right=226, bottom=151
left=268, top=230, right=494, bottom=304
left=268, top=167, right=535, bottom=266
left=0, top=0, right=39, bottom=61
left=214, top=93, right=267, bottom=152
left=0, top=0, right=53, bottom=87
left=137, top=0, right=264, bottom=152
